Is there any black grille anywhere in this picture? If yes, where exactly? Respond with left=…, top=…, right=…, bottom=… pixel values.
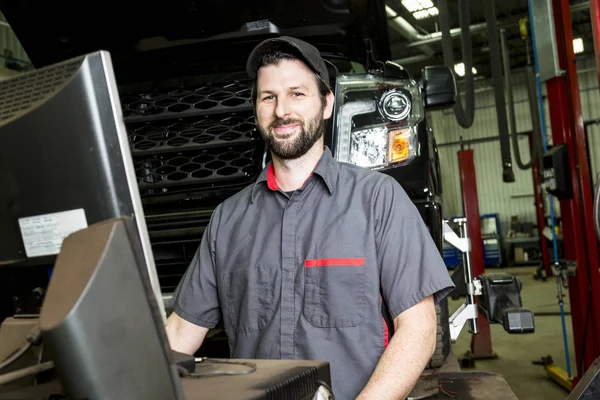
left=134, top=144, right=260, bottom=191
left=121, top=78, right=264, bottom=289
left=120, top=80, right=253, bottom=123
left=121, top=78, right=264, bottom=198
left=127, top=111, right=262, bottom=195
left=128, top=114, right=258, bottom=155
left=0, top=58, right=81, bottom=124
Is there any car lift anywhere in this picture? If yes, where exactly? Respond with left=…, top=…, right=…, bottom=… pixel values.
left=445, top=1, right=600, bottom=395
left=528, top=0, right=600, bottom=393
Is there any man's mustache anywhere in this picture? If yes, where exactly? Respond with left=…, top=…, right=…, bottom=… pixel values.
left=269, top=118, right=303, bottom=130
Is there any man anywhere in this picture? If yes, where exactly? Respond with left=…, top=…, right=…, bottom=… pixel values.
left=165, top=36, right=455, bottom=400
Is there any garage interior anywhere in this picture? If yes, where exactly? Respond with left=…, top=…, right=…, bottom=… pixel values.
left=1, top=0, right=600, bottom=399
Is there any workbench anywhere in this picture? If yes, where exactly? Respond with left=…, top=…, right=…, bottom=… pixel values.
left=1, top=319, right=519, bottom=400
left=409, top=352, right=519, bottom=400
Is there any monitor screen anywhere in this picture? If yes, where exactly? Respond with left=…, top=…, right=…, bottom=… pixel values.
left=0, top=50, right=166, bottom=321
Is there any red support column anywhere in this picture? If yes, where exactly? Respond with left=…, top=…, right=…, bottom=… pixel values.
left=529, top=133, right=552, bottom=277
left=546, top=0, right=600, bottom=378
left=458, top=149, right=494, bottom=358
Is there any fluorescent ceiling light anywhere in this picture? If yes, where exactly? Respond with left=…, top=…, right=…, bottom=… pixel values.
left=401, top=0, right=439, bottom=20
left=454, top=63, right=477, bottom=77
left=414, top=10, right=430, bottom=19
left=401, top=0, right=422, bottom=12
left=573, top=38, right=584, bottom=54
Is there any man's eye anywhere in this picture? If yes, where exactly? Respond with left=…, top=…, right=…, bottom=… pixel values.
left=292, top=92, right=305, bottom=97
left=262, top=95, right=274, bottom=101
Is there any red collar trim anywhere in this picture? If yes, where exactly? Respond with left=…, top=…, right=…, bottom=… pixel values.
left=266, top=163, right=314, bottom=192
left=267, top=164, right=279, bottom=191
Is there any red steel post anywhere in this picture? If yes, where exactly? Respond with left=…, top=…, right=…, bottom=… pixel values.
left=529, top=133, right=552, bottom=277
left=546, top=0, right=600, bottom=378
left=458, top=149, right=494, bottom=358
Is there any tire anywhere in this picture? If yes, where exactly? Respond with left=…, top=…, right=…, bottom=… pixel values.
left=427, top=296, right=450, bottom=369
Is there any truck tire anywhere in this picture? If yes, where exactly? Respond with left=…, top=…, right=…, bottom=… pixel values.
left=427, top=296, right=450, bottom=369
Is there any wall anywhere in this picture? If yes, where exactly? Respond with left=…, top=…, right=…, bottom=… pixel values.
left=429, top=58, right=600, bottom=235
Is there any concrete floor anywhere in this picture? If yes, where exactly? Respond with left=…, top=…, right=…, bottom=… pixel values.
left=449, top=266, right=578, bottom=400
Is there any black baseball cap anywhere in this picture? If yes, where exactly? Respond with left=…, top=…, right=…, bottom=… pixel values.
left=246, top=36, right=330, bottom=88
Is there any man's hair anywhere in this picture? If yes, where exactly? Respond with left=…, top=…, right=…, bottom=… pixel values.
left=250, top=49, right=331, bottom=108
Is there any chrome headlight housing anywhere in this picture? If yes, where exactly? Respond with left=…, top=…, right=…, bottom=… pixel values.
left=332, top=74, right=424, bottom=170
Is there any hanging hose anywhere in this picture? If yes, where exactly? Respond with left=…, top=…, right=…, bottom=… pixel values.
left=500, top=28, right=542, bottom=170
left=438, top=0, right=475, bottom=129
left=527, top=0, right=572, bottom=378
left=525, top=64, right=544, bottom=165
left=483, top=0, right=515, bottom=182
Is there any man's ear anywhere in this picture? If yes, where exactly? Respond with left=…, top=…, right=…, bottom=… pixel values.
left=322, top=91, right=335, bottom=120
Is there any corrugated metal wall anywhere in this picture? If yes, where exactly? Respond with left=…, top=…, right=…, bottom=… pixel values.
left=430, top=58, right=600, bottom=235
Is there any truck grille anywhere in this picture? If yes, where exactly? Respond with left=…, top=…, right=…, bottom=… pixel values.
left=120, top=79, right=264, bottom=198
left=121, top=81, right=252, bottom=122
left=119, top=78, right=264, bottom=293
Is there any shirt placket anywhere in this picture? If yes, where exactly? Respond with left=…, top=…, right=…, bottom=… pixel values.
left=280, top=190, right=300, bottom=358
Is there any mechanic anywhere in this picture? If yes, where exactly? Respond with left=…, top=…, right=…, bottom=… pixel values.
left=165, top=36, right=455, bottom=400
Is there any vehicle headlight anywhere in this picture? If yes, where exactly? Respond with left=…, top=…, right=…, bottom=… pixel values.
left=332, top=74, right=424, bottom=170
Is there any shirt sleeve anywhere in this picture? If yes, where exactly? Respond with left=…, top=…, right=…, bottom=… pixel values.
left=171, top=204, right=222, bottom=328
left=375, top=176, right=455, bottom=320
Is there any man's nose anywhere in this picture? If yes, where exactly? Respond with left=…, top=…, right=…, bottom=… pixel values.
left=275, top=97, right=291, bottom=119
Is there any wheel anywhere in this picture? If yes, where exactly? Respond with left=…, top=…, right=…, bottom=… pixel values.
left=426, top=296, right=450, bottom=369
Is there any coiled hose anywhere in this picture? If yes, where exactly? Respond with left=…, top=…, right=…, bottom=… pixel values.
left=483, top=0, right=515, bottom=182
left=500, top=28, right=543, bottom=170
left=438, top=0, right=474, bottom=129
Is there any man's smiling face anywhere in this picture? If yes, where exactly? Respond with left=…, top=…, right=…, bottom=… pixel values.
left=255, top=59, right=333, bottom=160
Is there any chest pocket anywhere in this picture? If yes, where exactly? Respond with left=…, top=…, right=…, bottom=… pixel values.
left=222, top=264, right=280, bottom=334
left=303, top=258, right=366, bottom=328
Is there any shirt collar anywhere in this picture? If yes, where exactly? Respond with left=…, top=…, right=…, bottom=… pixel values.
left=251, top=147, right=338, bottom=202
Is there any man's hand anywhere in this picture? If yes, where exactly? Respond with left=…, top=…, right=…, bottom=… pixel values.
left=165, top=312, right=209, bottom=355
left=355, top=295, right=437, bottom=400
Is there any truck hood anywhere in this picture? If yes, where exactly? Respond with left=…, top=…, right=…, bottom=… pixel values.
left=0, top=0, right=391, bottom=81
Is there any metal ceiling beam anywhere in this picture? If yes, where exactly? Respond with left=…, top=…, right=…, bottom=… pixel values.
left=392, top=1, right=590, bottom=58
left=386, top=6, right=436, bottom=56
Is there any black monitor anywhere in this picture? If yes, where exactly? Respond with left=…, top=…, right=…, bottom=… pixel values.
left=0, top=51, right=332, bottom=399
left=0, top=50, right=166, bottom=321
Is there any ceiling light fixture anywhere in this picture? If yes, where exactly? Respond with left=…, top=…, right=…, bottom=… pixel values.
left=454, top=63, right=477, bottom=77
left=401, top=0, right=439, bottom=20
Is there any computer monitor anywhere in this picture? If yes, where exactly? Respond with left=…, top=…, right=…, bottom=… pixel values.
left=0, top=50, right=166, bottom=322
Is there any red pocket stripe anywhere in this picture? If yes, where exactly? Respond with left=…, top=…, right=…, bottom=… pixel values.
left=304, top=258, right=365, bottom=267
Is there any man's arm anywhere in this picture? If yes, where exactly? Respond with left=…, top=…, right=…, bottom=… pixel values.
left=356, top=295, right=437, bottom=400
left=165, top=311, right=210, bottom=355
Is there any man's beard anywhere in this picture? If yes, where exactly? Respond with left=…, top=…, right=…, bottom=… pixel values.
left=259, top=113, right=326, bottom=160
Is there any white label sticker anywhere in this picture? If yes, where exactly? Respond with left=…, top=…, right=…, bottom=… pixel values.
left=246, top=20, right=270, bottom=31
left=18, top=209, right=88, bottom=258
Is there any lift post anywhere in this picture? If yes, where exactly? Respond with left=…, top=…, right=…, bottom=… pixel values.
left=529, top=132, right=552, bottom=279
left=544, top=0, right=600, bottom=382
left=458, top=149, right=495, bottom=359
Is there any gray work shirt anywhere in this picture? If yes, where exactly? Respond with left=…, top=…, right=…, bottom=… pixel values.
left=173, top=147, right=455, bottom=400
